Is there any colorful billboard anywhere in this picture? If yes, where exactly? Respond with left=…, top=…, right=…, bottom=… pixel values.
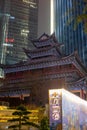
left=62, top=89, right=87, bottom=130
left=49, top=89, right=87, bottom=130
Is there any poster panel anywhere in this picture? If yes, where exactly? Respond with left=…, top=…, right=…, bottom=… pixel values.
left=62, top=89, right=87, bottom=130
left=49, top=89, right=62, bottom=130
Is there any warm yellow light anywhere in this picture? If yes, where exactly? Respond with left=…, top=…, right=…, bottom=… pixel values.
left=0, top=106, right=8, bottom=110
left=62, top=89, right=87, bottom=106
left=49, top=89, right=62, bottom=95
left=23, top=0, right=36, bottom=5
left=49, top=88, right=87, bottom=107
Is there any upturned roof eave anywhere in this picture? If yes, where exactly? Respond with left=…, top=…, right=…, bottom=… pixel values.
left=0, top=52, right=81, bottom=68
left=31, top=32, right=63, bottom=48
left=2, top=52, right=87, bottom=75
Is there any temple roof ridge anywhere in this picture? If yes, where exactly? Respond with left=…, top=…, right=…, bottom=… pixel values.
left=61, top=51, right=87, bottom=73
left=23, top=42, right=63, bottom=60
left=38, top=32, right=50, bottom=41
left=31, top=32, right=63, bottom=48
left=62, top=51, right=83, bottom=63
left=67, top=77, right=87, bottom=86
left=0, top=50, right=85, bottom=68
left=1, top=51, right=86, bottom=69
left=23, top=43, right=62, bottom=54
left=32, top=32, right=53, bottom=42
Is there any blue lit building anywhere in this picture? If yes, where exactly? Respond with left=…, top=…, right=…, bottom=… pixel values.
left=54, top=0, right=87, bottom=66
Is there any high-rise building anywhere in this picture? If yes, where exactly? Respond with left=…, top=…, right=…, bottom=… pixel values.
left=53, top=0, right=87, bottom=66
left=38, top=0, right=87, bottom=66
left=0, top=0, right=38, bottom=65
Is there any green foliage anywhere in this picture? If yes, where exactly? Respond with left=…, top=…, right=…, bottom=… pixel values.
left=8, top=104, right=39, bottom=130
left=39, top=116, right=50, bottom=130
left=75, top=14, right=87, bottom=33
left=66, top=0, right=87, bottom=33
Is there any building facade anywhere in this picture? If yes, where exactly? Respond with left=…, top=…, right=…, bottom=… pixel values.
left=53, top=0, right=87, bottom=66
left=0, top=0, right=38, bottom=65
left=0, top=33, right=87, bottom=107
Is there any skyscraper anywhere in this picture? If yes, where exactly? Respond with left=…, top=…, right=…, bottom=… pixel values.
left=0, top=0, right=38, bottom=65
left=52, top=0, right=87, bottom=66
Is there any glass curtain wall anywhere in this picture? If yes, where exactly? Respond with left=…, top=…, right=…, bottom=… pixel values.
left=54, top=0, right=87, bottom=66
left=0, top=0, right=38, bottom=65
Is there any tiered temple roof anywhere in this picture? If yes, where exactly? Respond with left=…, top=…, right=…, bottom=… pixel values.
left=2, top=33, right=87, bottom=75
left=0, top=33, right=87, bottom=104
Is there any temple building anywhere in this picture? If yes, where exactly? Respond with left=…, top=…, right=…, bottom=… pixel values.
left=0, top=33, right=87, bottom=107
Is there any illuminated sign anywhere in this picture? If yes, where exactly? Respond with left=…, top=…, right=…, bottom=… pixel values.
left=49, top=89, right=87, bottom=129
left=21, top=29, right=29, bottom=37
left=49, top=89, right=62, bottom=129
left=23, top=0, right=36, bottom=5
left=5, top=38, right=14, bottom=43
left=3, top=43, right=13, bottom=47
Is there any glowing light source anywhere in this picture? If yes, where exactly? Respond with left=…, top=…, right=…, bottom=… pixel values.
left=3, top=43, right=13, bottom=47
left=5, top=38, right=14, bottom=43
left=50, top=0, right=54, bottom=34
left=50, top=89, right=87, bottom=106
left=49, top=88, right=87, bottom=129
left=23, top=0, right=36, bottom=5
left=62, top=89, right=87, bottom=106
left=21, top=29, right=29, bottom=36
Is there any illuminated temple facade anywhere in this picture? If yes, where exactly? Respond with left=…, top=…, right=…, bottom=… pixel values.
left=0, top=33, right=87, bottom=106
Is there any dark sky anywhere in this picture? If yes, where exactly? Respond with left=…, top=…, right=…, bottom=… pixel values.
left=38, top=0, right=51, bottom=37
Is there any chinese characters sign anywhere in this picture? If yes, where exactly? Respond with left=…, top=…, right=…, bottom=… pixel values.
left=49, top=89, right=62, bottom=129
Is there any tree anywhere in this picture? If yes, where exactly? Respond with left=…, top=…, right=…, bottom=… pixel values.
left=74, top=0, right=87, bottom=33
left=66, top=0, right=87, bottom=33
left=8, top=104, right=39, bottom=130
left=39, top=116, right=50, bottom=130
